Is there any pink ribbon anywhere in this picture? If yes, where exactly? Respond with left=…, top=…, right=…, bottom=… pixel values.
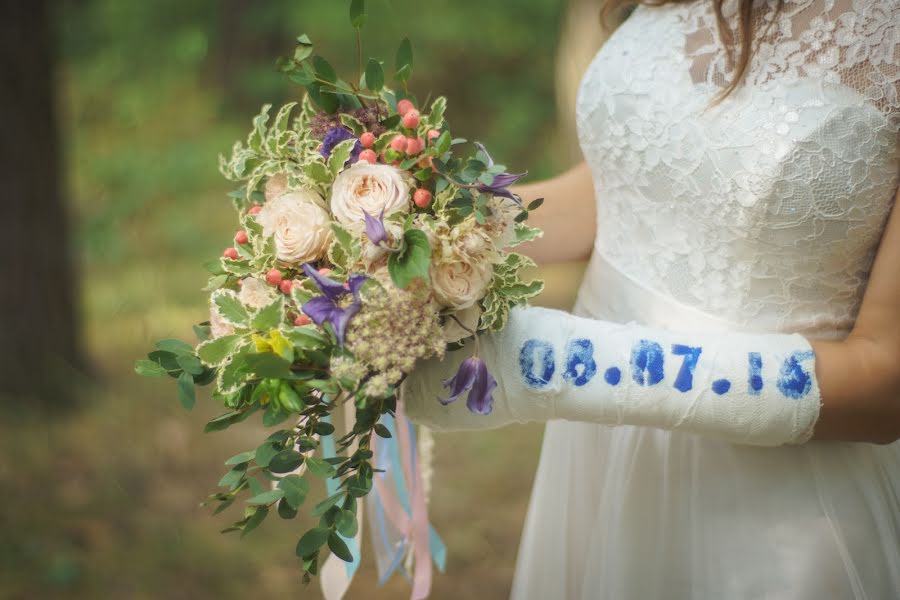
left=393, top=398, right=433, bottom=600
left=318, top=399, right=435, bottom=600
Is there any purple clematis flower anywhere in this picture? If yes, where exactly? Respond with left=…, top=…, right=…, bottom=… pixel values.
left=439, top=356, right=498, bottom=415
left=320, top=126, right=363, bottom=164
left=361, top=209, right=388, bottom=245
left=300, top=263, right=368, bottom=346
left=474, top=141, right=526, bottom=204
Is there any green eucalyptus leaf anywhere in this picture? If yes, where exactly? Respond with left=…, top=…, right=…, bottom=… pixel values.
left=255, top=442, right=279, bottom=468
left=204, top=407, right=256, bottom=433
left=349, top=0, right=366, bottom=28
left=278, top=474, right=311, bottom=509
left=192, top=366, right=217, bottom=387
left=306, top=82, right=339, bottom=114
left=335, top=509, right=359, bottom=538
left=278, top=498, right=298, bottom=519
left=364, top=58, right=384, bottom=92
left=225, top=450, right=256, bottom=466
left=247, top=489, right=284, bottom=505
left=212, top=497, right=236, bottom=515
left=304, top=456, right=337, bottom=478
left=395, top=38, right=413, bottom=81
left=177, top=371, right=196, bottom=411
left=241, top=505, right=269, bottom=538
left=312, top=492, right=344, bottom=517
left=313, top=421, right=335, bottom=435
left=176, top=354, right=204, bottom=375
left=134, top=359, right=166, bottom=377
left=328, top=532, right=354, bottom=562
left=295, top=34, right=314, bottom=61
left=296, top=527, right=330, bottom=557
left=268, top=449, right=303, bottom=473
left=312, top=55, right=337, bottom=83
left=218, top=465, right=246, bottom=489
left=155, top=338, right=193, bottom=355
left=346, top=473, right=373, bottom=498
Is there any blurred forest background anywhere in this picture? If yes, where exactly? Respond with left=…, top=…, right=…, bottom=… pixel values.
left=1, top=0, right=611, bottom=598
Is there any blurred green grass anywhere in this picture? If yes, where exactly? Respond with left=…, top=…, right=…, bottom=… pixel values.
left=2, top=1, right=589, bottom=598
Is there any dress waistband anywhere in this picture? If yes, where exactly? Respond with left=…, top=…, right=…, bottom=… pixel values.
left=573, top=251, right=852, bottom=340
left=573, top=252, right=782, bottom=336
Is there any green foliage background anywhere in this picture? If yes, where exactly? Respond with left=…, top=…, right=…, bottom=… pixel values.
left=2, top=1, right=585, bottom=598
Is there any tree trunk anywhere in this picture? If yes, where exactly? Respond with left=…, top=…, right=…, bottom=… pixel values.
left=0, top=0, right=83, bottom=406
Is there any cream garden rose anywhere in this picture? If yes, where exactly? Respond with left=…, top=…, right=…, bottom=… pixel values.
left=256, top=190, right=332, bottom=264
left=430, top=258, right=493, bottom=310
left=330, top=162, right=411, bottom=232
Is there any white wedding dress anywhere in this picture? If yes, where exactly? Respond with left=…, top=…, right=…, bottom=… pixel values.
left=511, top=1, right=900, bottom=598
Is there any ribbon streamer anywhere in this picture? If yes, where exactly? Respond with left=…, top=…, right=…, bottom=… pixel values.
left=316, top=397, right=446, bottom=600
left=320, top=408, right=364, bottom=600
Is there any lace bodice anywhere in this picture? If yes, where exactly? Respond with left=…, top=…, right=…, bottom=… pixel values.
left=575, top=0, right=900, bottom=339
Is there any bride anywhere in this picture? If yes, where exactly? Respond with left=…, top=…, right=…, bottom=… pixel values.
left=404, top=0, right=900, bottom=598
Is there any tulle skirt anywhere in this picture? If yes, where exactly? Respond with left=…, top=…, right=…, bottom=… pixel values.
left=510, top=254, right=900, bottom=599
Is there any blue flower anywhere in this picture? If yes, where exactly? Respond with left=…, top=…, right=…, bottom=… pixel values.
left=300, top=263, right=368, bottom=347
left=320, top=126, right=363, bottom=164
left=361, top=209, right=388, bottom=245
left=439, top=356, right=498, bottom=415
left=474, top=142, right=526, bottom=204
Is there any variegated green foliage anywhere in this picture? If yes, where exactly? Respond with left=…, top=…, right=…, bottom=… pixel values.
left=219, top=98, right=326, bottom=209
left=327, top=223, right=361, bottom=272
left=480, top=252, right=545, bottom=332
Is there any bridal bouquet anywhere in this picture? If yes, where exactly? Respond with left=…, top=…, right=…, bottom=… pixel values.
left=136, top=3, right=542, bottom=592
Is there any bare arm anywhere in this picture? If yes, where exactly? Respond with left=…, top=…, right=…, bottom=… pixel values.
left=809, top=185, right=900, bottom=444
left=513, top=161, right=597, bottom=265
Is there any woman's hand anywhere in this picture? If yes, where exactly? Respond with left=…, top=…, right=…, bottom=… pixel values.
left=402, top=321, right=549, bottom=432
left=403, top=304, right=825, bottom=446
left=513, top=161, right=597, bottom=265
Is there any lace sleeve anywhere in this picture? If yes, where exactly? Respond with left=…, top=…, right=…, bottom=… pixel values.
left=686, top=0, right=900, bottom=125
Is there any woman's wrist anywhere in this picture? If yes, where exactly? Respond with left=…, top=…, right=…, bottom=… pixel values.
left=512, top=161, right=597, bottom=265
